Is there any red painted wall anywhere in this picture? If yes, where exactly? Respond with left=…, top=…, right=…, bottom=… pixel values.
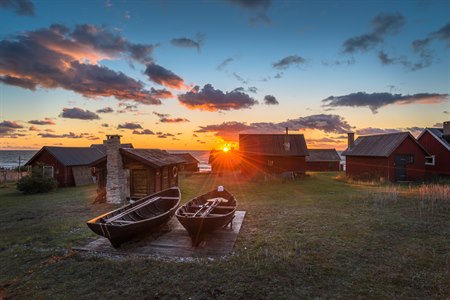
left=346, top=136, right=427, bottom=182
left=418, top=131, right=450, bottom=176
left=241, top=154, right=306, bottom=177
left=29, top=150, right=74, bottom=187
left=306, top=161, right=340, bottom=172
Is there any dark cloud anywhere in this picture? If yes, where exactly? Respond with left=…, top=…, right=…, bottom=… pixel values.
left=322, top=92, right=448, bottom=113
left=0, top=120, right=24, bottom=136
left=431, top=21, right=450, bottom=42
left=195, top=114, right=353, bottom=141
left=233, top=73, right=248, bottom=84
left=225, top=0, right=271, bottom=10
left=0, top=120, right=23, bottom=128
left=217, top=57, right=233, bottom=70
left=38, top=132, right=85, bottom=138
left=248, top=86, right=258, bottom=93
left=150, top=87, right=173, bottom=99
left=153, top=111, right=170, bottom=118
left=60, top=107, right=100, bottom=120
left=171, top=36, right=203, bottom=52
left=356, top=127, right=401, bottom=135
left=433, top=122, right=443, bottom=128
left=101, top=123, right=109, bottom=127
left=160, top=117, right=190, bottom=123
left=0, top=24, right=163, bottom=105
left=144, top=63, right=185, bottom=89
left=96, top=107, right=114, bottom=113
left=29, top=125, right=40, bottom=131
left=132, top=129, right=154, bottom=135
left=342, top=12, right=405, bottom=53
left=178, top=84, right=258, bottom=112
left=264, top=95, right=279, bottom=105
left=118, top=122, right=142, bottom=130
left=117, top=103, right=138, bottom=113
left=272, top=55, right=305, bottom=70
left=0, top=0, right=34, bottom=16
left=444, top=111, right=449, bottom=115
left=28, top=118, right=56, bottom=125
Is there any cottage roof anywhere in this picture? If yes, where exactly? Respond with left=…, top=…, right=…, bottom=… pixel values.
left=120, top=148, right=185, bottom=168
left=26, top=146, right=105, bottom=166
left=90, top=143, right=134, bottom=154
left=417, top=128, right=450, bottom=152
left=342, top=132, right=428, bottom=157
left=170, top=153, right=200, bottom=164
left=239, top=134, right=309, bottom=156
left=306, top=149, right=341, bottom=162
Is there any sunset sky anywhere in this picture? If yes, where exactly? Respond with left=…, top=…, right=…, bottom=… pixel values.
left=0, top=0, right=449, bottom=150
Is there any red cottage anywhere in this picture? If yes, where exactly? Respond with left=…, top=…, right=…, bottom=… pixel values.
left=25, top=146, right=105, bottom=187
left=306, top=149, right=341, bottom=172
left=342, top=132, right=429, bottom=182
left=417, top=121, right=450, bottom=177
left=239, top=132, right=309, bottom=177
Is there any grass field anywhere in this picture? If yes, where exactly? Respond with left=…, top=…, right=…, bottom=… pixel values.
left=1, top=172, right=449, bottom=299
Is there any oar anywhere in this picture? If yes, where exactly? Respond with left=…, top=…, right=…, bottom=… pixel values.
left=103, top=196, right=160, bottom=223
left=200, top=198, right=222, bottom=217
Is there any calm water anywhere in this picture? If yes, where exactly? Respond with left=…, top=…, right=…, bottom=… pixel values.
left=0, top=149, right=212, bottom=171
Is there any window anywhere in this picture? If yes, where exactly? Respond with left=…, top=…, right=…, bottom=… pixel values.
left=267, top=160, right=274, bottom=166
left=425, top=155, right=435, bottom=166
left=42, top=166, right=54, bottom=178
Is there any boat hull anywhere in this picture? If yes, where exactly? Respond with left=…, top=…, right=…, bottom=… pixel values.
left=86, top=187, right=180, bottom=248
left=175, top=188, right=237, bottom=246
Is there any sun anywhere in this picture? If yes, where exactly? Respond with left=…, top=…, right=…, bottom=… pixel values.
left=223, top=146, right=229, bottom=152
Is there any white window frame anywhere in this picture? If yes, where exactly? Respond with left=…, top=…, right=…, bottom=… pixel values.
left=425, top=155, right=435, bottom=166
left=42, top=166, right=54, bottom=178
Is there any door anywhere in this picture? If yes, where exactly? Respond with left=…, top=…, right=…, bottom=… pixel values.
left=131, top=169, right=148, bottom=198
left=394, top=155, right=407, bottom=181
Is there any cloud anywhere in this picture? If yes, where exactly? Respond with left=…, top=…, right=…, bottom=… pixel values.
left=132, top=129, right=154, bottom=135
left=29, top=125, right=40, bottom=131
left=263, top=95, right=279, bottom=105
left=96, top=107, right=114, bottom=113
left=144, top=63, right=185, bottom=89
left=433, top=122, right=443, bottom=128
left=272, top=55, right=306, bottom=70
left=178, top=84, right=258, bottom=112
left=118, top=122, right=142, bottom=130
left=248, top=86, right=258, bottom=93
left=322, top=92, right=448, bottom=113
left=431, top=21, right=450, bottom=43
left=225, top=0, right=271, bottom=10
left=171, top=36, right=203, bottom=52
left=117, top=103, right=138, bottom=113
left=444, top=111, right=449, bottom=115
left=0, top=120, right=23, bottom=128
left=0, top=24, right=164, bottom=105
left=153, top=111, right=170, bottom=118
left=38, top=132, right=85, bottom=138
left=217, top=57, right=233, bottom=70
left=101, top=123, right=109, bottom=127
left=233, top=73, right=248, bottom=84
left=60, top=107, right=100, bottom=120
left=195, top=114, right=352, bottom=141
left=0, top=0, right=34, bottom=16
left=342, top=12, right=405, bottom=53
left=153, top=111, right=189, bottom=123
left=356, top=127, right=401, bottom=135
left=28, top=118, right=56, bottom=125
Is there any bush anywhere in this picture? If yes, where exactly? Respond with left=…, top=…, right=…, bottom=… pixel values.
left=16, top=175, right=58, bottom=194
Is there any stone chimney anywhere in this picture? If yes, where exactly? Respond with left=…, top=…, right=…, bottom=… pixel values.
left=284, top=127, right=290, bottom=151
left=105, top=135, right=126, bottom=204
left=443, top=121, right=450, bottom=143
left=347, top=132, right=355, bottom=149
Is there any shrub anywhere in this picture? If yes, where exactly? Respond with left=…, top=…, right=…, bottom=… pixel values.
left=16, top=175, right=58, bottom=194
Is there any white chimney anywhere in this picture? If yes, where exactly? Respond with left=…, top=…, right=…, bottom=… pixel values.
left=105, top=135, right=126, bottom=203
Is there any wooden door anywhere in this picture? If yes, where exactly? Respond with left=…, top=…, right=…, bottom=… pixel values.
left=131, top=169, right=148, bottom=198
left=394, top=155, right=407, bottom=181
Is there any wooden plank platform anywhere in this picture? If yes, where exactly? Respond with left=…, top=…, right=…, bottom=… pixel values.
left=73, top=211, right=246, bottom=258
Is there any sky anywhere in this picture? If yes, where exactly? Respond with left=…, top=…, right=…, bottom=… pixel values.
left=0, top=0, right=449, bottom=151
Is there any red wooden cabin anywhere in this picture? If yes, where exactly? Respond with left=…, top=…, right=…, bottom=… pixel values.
left=417, top=121, right=450, bottom=177
left=306, top=149, right=341, bottom=172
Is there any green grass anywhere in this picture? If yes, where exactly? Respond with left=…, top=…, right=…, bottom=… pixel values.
left=1, top=172, right=449, bottom=299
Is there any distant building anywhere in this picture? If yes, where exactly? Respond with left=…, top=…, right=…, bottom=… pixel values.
left=25, top=146, right=105, bottom=187
left=306, top=149, right=341, bottom=172
left=171, top=153, right=199, bottom=172
left=343, top=132, right=429, bottom=182
left=417, top=121, right=450, bottom=178
left=239, top=130, right=309, bottom=177
left=91, top=135, right=184, bottom=203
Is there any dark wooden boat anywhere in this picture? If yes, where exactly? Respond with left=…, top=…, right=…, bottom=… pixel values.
left=175, top=186, right=237, bottom=246
left=87, top=187, right=180, bottom=248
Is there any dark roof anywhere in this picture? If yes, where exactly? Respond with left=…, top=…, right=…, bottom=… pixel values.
left=342, top=132, right=428, bottom=157
left=90, top=143, right=133, bottom=154
left=418, top=128, right=450, bottom=152
left=170, top=153, right=199, bottom=164
left=120, top=148, right=185, bottom=168
left=239, top=134, right=309, bottom=156
left=306, top=149, right=341, bottom=162
left=26, top=146, right=105, bottom=166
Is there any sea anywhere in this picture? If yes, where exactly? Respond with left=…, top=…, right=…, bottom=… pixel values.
left=0, top=149, right=212, bottom=172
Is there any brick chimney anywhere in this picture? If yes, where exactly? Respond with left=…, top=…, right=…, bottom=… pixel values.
left=105, top=135, right=126, bottom=203
left=443, top=121, right=450, bottom=143
left=347, top=132, right=355, bottom=149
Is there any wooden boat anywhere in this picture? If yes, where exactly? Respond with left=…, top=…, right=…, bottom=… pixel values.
left=175, top=186, right=237, bottom=246
left=86, top=187, right=180, bottom=248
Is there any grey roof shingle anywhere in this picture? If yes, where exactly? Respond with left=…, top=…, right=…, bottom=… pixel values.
left=33, top=147, right=105, bottom=166
left=170, top=153, right=199, bottom=164
left=306, top=149, right=341, bottom=162
left=425, top=128, right=450, bottom=151
left=239, top=134, right=309, bottom=156
left=342, top=132, right=428, bottom=157
left=120, top=149, right=185, bottom=167
left=90, top=143, right=133, bottom=154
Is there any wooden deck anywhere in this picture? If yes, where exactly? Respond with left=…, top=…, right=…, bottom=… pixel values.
left=73, top=211, right=246, bottom=258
